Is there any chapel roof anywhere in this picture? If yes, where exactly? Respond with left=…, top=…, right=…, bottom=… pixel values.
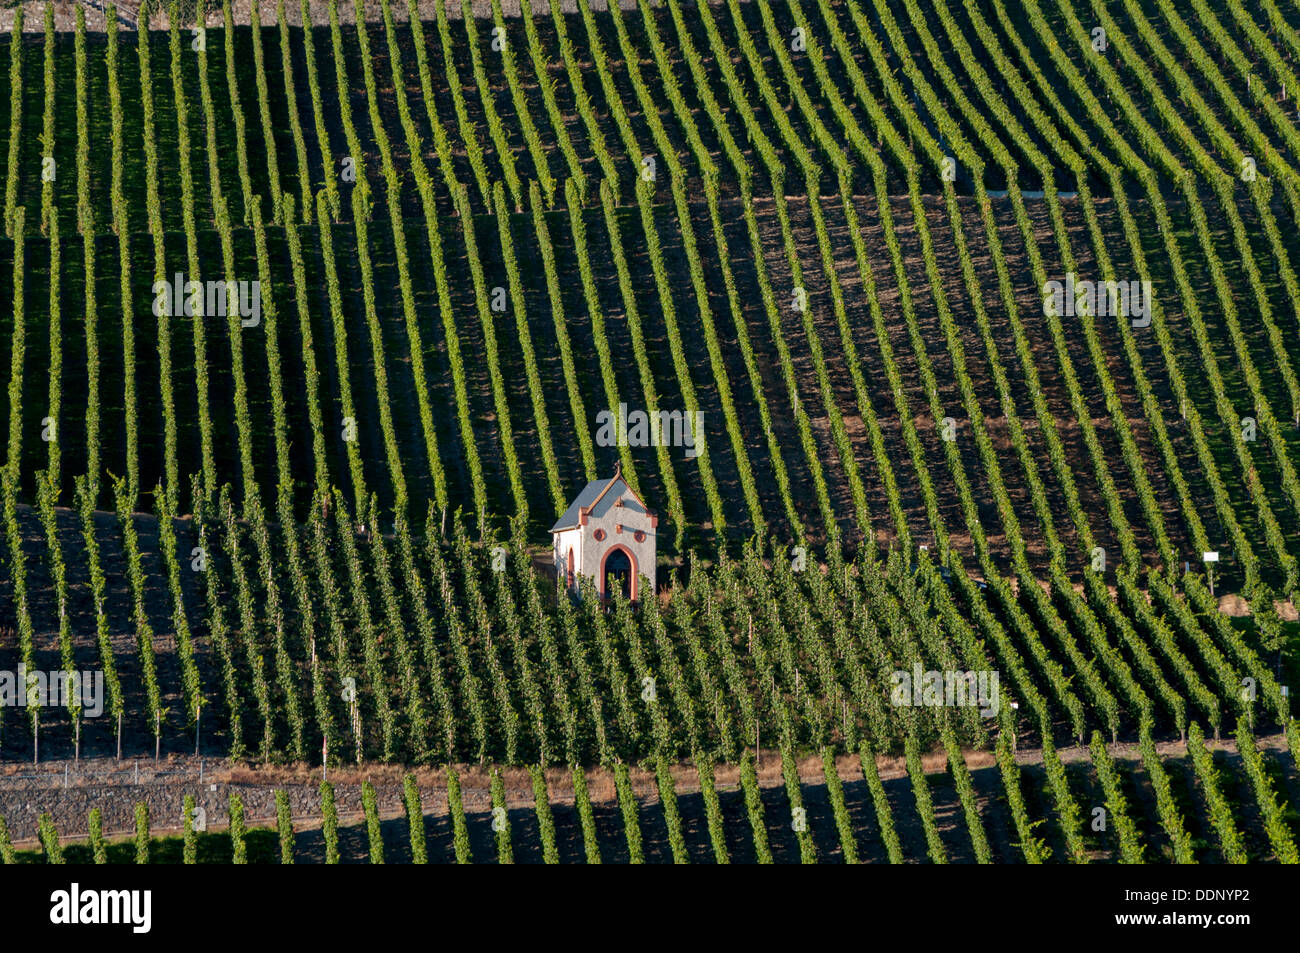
left=549, top=463, right=651, bottom=533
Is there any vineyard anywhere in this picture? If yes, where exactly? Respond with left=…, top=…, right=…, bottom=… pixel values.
left=0, top=0, right=1299, bottom=863
left=2, top=738, right=1297, bottom=864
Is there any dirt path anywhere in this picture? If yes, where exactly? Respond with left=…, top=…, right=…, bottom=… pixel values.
left=2, top=732, right=1288, bottom=847
left=0, top=0, right=672, bottom=33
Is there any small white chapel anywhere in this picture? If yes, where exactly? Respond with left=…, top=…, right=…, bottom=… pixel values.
left=550, top=463, right=657, bottom=601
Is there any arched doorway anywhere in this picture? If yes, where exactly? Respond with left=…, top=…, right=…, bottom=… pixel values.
left=600, top=545, right=637, bottom=601
left=566, top=548, right=575, bottom=589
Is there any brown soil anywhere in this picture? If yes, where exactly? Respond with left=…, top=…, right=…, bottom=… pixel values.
left=0, top=0, right=657, bottom=33
left=3, top=732, right=1287, bottom=853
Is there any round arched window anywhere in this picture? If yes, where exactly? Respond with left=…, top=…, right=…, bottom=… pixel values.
left=634, top=530, right=646, bottom=543
left=593, top=528, right=606, bottom=541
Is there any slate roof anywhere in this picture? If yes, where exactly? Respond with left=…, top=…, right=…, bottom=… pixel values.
left=550, top=467, right=651, bottom=533
left=550, top=477, right=614, bottom=533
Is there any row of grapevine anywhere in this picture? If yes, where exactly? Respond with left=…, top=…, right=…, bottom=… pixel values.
left=106, top=14, right=139, bottom=503
left=1234, top=720, right=1299, bottom=863
left=1089, top=732, right=1145, bottom=863
left=247, top=1, right=284, bottom=223
left=296, top=0, right=340, bottom=219
left=1137, top=729, right=1196, bottom=862
left=1186, top=722, right=1247, bottom=862
left=136, top=2, right=178, bottom=507
left=169, top=8, right=217, bottom=499
left=220, top=0, right=256, bottom=224
left=35, top=473, right=79, bottom=749
left=2, top=8, right=21, bottom=236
